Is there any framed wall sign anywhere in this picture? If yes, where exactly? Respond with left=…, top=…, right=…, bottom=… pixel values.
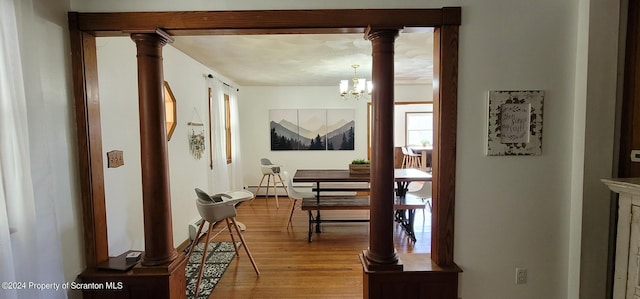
left=486, top=90, right=544, bottom=156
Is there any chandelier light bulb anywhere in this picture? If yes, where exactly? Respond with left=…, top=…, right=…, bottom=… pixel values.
left=339, top=64, right=372, bottom=100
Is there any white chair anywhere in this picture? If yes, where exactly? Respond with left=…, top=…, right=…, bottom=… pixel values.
left=255, top=158, right=289, bottom=208
left=401, top=146, right=422, bottom=169
left=407, top=181, right=432, bottom=213
left=282, top=171, right=315, bottom=227
left=187, top=188, right=260, bottom=297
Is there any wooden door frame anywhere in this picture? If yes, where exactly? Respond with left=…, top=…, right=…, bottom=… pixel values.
left=68, top=8, right=460, bottom=268
left=621, top=0, right=640, bottom=178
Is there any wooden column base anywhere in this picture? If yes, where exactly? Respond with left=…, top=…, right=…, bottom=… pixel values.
left=360, top=253, right=461, bottom=299
left=360, top=250, right=404, bottom=271
left=79, top=253, right=187, bottom=299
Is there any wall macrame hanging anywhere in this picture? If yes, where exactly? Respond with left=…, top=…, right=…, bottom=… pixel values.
left=188, top=108, right=205, bottom=160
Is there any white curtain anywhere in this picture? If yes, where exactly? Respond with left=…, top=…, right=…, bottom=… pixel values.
left=206, top=78, right=230, bottom=194
left=227, top=86, right=244, bottom=189
left=0, top=0, right=66, bottom=298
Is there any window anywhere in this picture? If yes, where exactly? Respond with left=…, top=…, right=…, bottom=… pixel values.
left=224, top=94, right=232, bottom=164
left=406, top=112, right=433, bottom=147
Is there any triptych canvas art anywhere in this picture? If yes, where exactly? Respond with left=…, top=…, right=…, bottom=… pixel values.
left=269, top=109, right=355, bottom=151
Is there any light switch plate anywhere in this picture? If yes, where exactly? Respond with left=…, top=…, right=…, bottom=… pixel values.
left=107, top=150, right=124, bottom=168
left=632, top=150, right=640, bottom=162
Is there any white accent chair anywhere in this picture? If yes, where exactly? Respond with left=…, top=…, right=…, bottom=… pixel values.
left=407, top=181, right=432, bottom=213
left=282, top=171, right=315, bottom=227
left=187, top=189, right=260, bottom=297
left=401, top=146, right=422, bottom=169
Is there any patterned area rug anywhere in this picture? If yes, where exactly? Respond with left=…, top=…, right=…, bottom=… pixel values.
left=186, top=241, right=239, bottom=299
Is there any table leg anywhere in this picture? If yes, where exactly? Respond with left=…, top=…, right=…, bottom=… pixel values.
left=307, top=210, right=313, bottom=242
left=315, top=182, right=322, bottom=233
left=315, top=210, right=322, bottom=233
left=405, top=209, right=417, bottom=242
left=396, top=181, right=408, bottom=197
left=394, top=209, right=417, bottom=242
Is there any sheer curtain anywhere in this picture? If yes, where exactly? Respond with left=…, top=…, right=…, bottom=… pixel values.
left=206, top=77, right=230, bottom=193
left=0, top=0, right=66, bottom=298
left=227, top=86, right=244, bottom=189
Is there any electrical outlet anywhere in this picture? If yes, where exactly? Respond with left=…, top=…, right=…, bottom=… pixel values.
left=632, top=150, right=640, bottom=162
left=516, top=267, right=527, bottom=284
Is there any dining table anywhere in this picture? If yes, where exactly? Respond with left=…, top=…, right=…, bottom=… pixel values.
left=293, top=168, right=432, bottom=241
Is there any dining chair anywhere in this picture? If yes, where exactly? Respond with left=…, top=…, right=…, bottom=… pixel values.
left=401, top=146, right=422, bottom=169
left=187, top=188, right=260, bottom=297
left=282, top=170, right=315, bottom=227
left=407, top=181, right=432, bottom=213
left=255, top=158, right=289, bottom=208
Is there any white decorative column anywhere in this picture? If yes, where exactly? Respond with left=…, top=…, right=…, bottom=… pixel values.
left=603, top=178, right=640, bottom=299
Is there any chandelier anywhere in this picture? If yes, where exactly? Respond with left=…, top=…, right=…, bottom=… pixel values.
left=339, top=64, right=372, bottom=100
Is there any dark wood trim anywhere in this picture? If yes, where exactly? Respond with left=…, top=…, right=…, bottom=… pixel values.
left=68, top=12, right=109, bottom=267
left=74, top=9, right=449, bottom=36
left=208, top=88, right=214, bottom=170
left=131, top=32, right=179, bottom=266
left=364, top=28, right=402, bottom=270
left=620, top=0, right=640, bottom=178
left=68, top=7, right=461, bottom=297
left=432, top=20, right=459, bottom=266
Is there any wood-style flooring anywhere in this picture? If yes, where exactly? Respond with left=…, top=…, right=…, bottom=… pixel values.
left=201, top=196, right=432, bottom=299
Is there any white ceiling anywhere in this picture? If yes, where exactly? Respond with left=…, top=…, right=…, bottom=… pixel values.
left=172, top=31, right=433, bottom=87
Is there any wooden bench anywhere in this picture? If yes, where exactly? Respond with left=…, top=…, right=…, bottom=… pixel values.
left=301, top=195, right=427, bottom=242
left=311, top=182, right=370, bottom=196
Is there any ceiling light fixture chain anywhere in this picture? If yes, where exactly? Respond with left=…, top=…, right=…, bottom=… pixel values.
left=339, top=64, right=372, bottom=100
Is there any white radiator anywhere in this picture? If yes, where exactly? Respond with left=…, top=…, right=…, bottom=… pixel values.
left=188, top=218, right=209, bottom=240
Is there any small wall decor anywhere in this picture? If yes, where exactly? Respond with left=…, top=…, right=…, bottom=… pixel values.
left=486, top=90, right=544, bottom=156
left=106, top=150, right=124, bottom=168
left=188, top=108, right=205, bottom=160
left=164, top=81, right=177, bottom=141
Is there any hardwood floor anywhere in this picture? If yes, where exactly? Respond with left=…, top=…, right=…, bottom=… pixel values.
left=199, top=196, right=431, bottom=298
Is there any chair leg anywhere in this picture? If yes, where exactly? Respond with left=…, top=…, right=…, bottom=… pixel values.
left=265, top=175, right=272, bottom=199
left=194, top=223, right=214, bottom=297
left=225, top=218, right=239, bottom=256
left=231, top=217, right=260, bottom=276
left=287, top=199, right=298, bottom=227
left=272, top=174, right=279, bottom=209
left=255, top=174, right=267, bottom=200
left=277, top=174, right=290, bottom=200
left=186, top=220, right=205, bottom=263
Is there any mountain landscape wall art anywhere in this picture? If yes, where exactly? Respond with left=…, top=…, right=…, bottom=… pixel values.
left=269, top=109, right=355, bottom=151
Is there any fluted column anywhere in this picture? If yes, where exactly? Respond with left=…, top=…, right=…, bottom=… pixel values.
left=130, top=31, right=178, bottom=266
left=362, top=27, right=401, bottom=270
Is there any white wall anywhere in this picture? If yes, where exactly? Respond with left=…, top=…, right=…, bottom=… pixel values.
left=570, top=1, right=621, bottom=298
left=67, top=1, right=622, bottom=299
left=239, top=85, right=429, bottom=186
left=15, top=0, right=85, bottom=298
left=96, top=37, right=232, bottom=254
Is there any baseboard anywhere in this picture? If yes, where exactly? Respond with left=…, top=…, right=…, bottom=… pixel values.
left=177, top=238, right=192, bottom=253
left=246, top=185, right=290, bottom=196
